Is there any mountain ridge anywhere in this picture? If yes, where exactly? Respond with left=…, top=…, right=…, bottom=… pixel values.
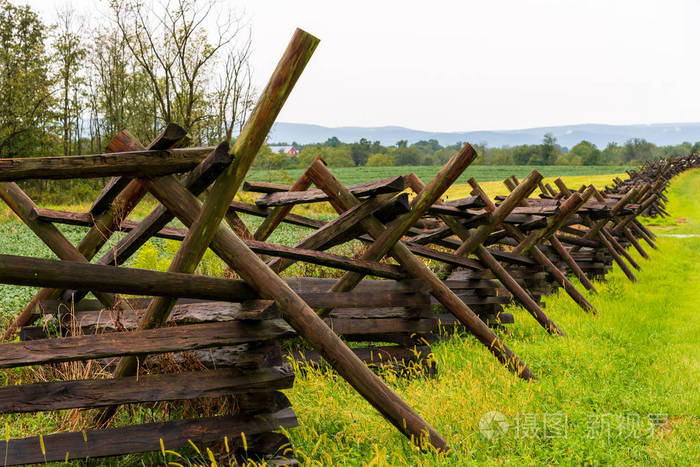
left=267, top=122, right=700, bottom=148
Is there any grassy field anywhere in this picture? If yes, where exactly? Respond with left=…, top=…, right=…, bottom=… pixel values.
left=0, top=166, right=627, bottom=231
left=0, top=168, right=696, bottom=465
left=0, top=169, right=628, bottom=318
left=247, top=165, right=632, bottom=187
left=284, top=169, right=700, bottom=465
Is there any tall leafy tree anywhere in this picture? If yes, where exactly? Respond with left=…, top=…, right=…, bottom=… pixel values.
left=111, top=0, right=249, bottom=134
left=209, top=43, right=254, bottom=144
left=89, top=27, right=159, bottom=145
left=54, top=6, right=87, bottom=156
left=0, top=0, right=53, bottom=157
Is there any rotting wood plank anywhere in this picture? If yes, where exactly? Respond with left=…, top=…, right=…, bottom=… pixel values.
left=0, top=253, right=260, bottom=301
left=0, top=366, right=293, bottom=414
left=418, top=173, right=567, bottom=334
left=0, top=147, right=214, bottom=181
left=267, top=193, right=406, bottom=274
left=88, top=124, right=187, bottom=217
left=0, top=408, right=297, bottom=465
left=305, top=158, right=536, bottom=380
left=5, top=126, right=190, bottom=338
left=312, top=147, right=478, bottom=319
left=254, top=176, right=408, bottom=207
left=488, top=179, right=599, bottom=311
left=101, top=31, right=449, bottom=451
left=0, top=320, right=293, bottom=368
left=144, top=171, right=450, bottom=449
left=254, top=171, right=314, bottom=240
left=230, top=201, right=325, bottom=229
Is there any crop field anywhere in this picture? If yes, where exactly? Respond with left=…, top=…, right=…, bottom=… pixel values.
left=0, top=169, right=627, bottom=319
left=247, top=165, right=633, bottom=187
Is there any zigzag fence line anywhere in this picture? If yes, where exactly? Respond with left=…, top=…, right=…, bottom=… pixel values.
left=0, top=27, right=696, bottom=464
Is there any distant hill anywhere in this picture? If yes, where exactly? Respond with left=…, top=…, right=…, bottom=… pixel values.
left=267, top=122, right=700, bottom=149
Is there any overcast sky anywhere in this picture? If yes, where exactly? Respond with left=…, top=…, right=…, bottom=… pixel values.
left=20, top=0, right=700, bottom=132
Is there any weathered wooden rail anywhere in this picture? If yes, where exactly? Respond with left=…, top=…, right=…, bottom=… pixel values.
left=0, top=28, right=454, bottom=464
left=0, top=138, right=695, bottom=463
left=0, top=24, right=695, bottom=463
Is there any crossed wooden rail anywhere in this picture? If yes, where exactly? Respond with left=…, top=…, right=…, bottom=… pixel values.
left=0, top=25, right=694, bottom=464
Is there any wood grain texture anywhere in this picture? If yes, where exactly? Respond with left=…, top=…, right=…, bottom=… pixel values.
left=6, top=127, right=189, bottom=339
left=0, top=147, right=213, bottom=180
left=145, top=172, right=449, bottom=450
left=0, top=253, right=259, bottom=301
left=305, top=159, right=536, bottom=381
left=0, top=366, right=293, bottom=414
left=0, top=320, right=293, bottom=368
left=0, top=408, right=297, bottom=465
left=254, top=176, right=408, bottom=207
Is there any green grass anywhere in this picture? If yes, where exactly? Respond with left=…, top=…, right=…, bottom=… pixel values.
left=284, top=169, right=700, bottom=465
left=0, top=168, right=696, bottom=466
left=247, top=165, right=633, bottom=186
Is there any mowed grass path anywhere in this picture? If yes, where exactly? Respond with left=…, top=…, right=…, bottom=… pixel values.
left=285, top=169, right=700, bottom=465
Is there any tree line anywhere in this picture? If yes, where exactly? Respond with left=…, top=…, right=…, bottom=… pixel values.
left=253, top=133, right=700, bottom=170
left=0, top=0, right=253, bottom=160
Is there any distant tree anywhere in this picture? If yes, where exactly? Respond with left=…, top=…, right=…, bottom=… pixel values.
left=396, top=139, right=408, bottom=148
left=89, top=26, right=159, bottom=146
left=601, top=142, right=625, bottom=165
left=252, top=144, right=283, bottom=170
left=392, top=146, right=422, bottom=165
left=434, top=147, right=455, bottom=164
left=298, top=145, right=322, bottom=167
left=554, top=155, right=569, bottom=165
left=658, top=142, right=691, bottom=159
left=350, top=139, right=370, bottom=166
left=471, top=143, right=487, bottom=165
left=370, top=140, right=384, bottom=153
left=623, top=138, right=656, bottom=163
left=366, top=153, right=392, bottom=166
left=413, top=139, right=442, bottom=153
left=513, top=145, right=538, bottom=165
left=111, top=0, right=248, bottom=132
left=325, top=136, right=341, bottom=147
left=211, top=43, right=255, bottom=143
left=283, top=155, right=299, bottom=168
left=489, top=148, right=514, bottom=165
left=323, top=146, right=354, bottom=167
left=540, top=133, right=559, bottom=165
left=420, top=154, right=437, bottom=165
left=569, top=140, right=601, bottom=166
left=692, top=141, right=700, bottom=154
left=583, top=150, right=601, bottom=165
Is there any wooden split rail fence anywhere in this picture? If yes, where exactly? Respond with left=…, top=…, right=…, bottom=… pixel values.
left=0, top=26, right=696, bottom=464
